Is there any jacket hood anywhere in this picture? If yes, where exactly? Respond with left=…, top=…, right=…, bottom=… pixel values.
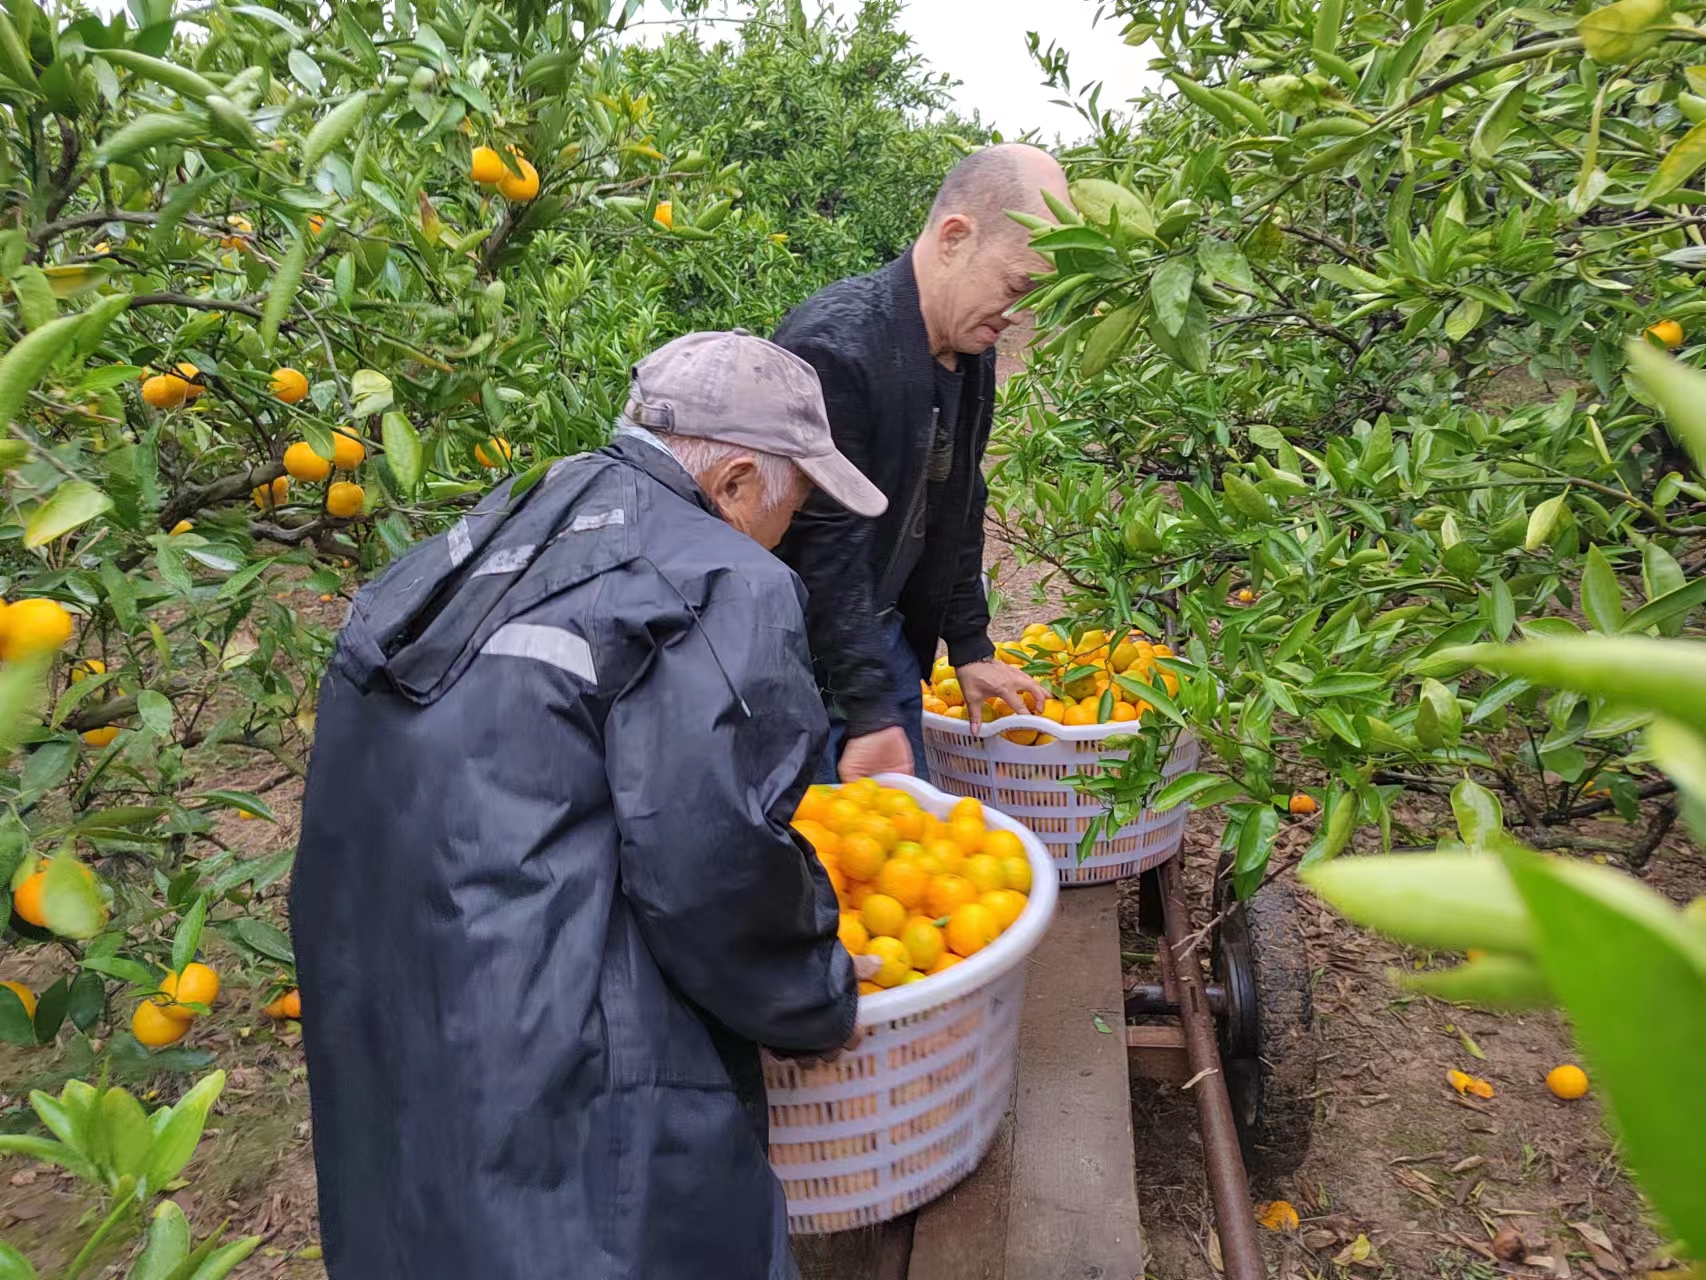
left=335, top=437, right=717, bottom=704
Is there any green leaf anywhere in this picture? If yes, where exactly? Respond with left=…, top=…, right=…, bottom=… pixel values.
left=1502, top=848, right=1706, bottom=1254
left=1303, top=852, right=1533, bottom=954
left=1396, top=953, right=1553, bottom=1009
left=1641, top=118, right=1706, bottom=207
left=228, top=917, right=294, bottom=964
left=1151, top=258, right=1195, bottom=337
left=1313, top=0, right=1346, bottom=56
left=1443, top=296, right=1483, bottom=342
left=67, top=970, right=105, bottom=1032
left=185, top=1237, right=263, bottom=1280
left=1525, top=492, right=1567, bottom=552
left=1577, top=0, right=1670, bottom=63
left=23, top=480, right=113, bottom=548
left=0, top=290, right=86, bottom=402
left=31, top=976, right=66, bottom=1044
left=1489, top=577, right=1516, bottom=641
left=1152, top=771, right=1227, bottom=812
left=42, top=855, right=105, bottom=940
left=1469, top=76, right=1529, bottom=166
left=130, top=1201, right=191, bottom=1280
left=301, top=90, right=368, bottom=172
left=1233, top=806, right=1280, bottom=896
left=81, top=955, right=157, bottom=987
left=380, top=410, right=423, bottom=492
left=0, top=982, right=33, bottom=1045
left=194, top=789, right=275, bottom=821
left=99, top=1085, right=154, bottom=1181
left=136, top=689, right=174, bottom=737
left=1451, top=778, right=1504, bottom=847
left=350, top=368, right=393, bottom=418
left=1068, top=178, right=1154, bottom=235
left=1581, top=544, right=1624, bottom=633
left=1624, top=576, right=1706, bottom=635
left=143, top=1070, right=225, bottom=1192
left=259, top=227, right=308, bottom=352
left=171, top=895, right=207, bottom=974
left=0, top=1241, right=39, bottom=1280
left=1079, top=304, right=1144, bottom=379
left=1626, top=340, right=1706, bottom=477
left=0, top=655, right=48, bottom=765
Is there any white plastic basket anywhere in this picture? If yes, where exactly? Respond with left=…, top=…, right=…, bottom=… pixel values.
left=921, top=711, right=1201, bottom=885
left=765, top=773, right=1059, bottom=1235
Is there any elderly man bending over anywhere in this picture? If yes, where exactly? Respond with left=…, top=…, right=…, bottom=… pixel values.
left=291, top=331, right=888, bottom=1280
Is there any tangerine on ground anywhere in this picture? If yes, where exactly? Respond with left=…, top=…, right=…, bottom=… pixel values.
left=925, top=873, right=978, bottom=919
left=876, top=858, right=927, bottom=910
left=946, top=903, right=1000, bottom=957
left=81, top=726, right=119, bottom=748
left=837, top=914, right=869, bottom=955
left=1546, top=1064, right=1589, bottom=1099
left=864, top=936, right=911, bottom=987
left=253, top=476, right=289, bottom=510
left=476, top=437, right=513, bottom=468
left=263, top=989, right=302, bottom=1019
left=981, top=889, right=1026, bottom=929
left=6, top=599, right=74, bottom=659
left=326, top=481, right=366, bottom=519
left=1, top=980, right=35, bottom=1019
left=860, top=893, right=907, bottom=939
left=132, top=1000, right=190, bottom=1047
left=838, top=833, right=886, bottom=881
left=963, top=854, right=1006, bottom=894
left=283, top=441, right=333, bottom=482
left=497, top=156, right=540, bottom=201
left=900, top=917, right=945, bottom=970
left=331, top=432, right=366, bottom=470
left=1288, top=793, right=1318, bottom=815
left=470, top=145, right=504, bottom=183
left=141, top=374, right=186, bottom=409
left=271, top=367, right=309, bottom=403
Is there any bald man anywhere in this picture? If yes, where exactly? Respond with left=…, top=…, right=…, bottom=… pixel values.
left=774, top=144, right=1066, bottom=782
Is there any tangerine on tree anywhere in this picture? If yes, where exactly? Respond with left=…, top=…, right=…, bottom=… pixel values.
left=141, top=374, right=187, bottom=409
left=475, top=437, right=513, bottom=468
left=80, top=726, right=119, bottom=748
left=157, top=962, right=220, bottom=1021
left=1289, top=794, right=1318, bottom=816
left=1647, top=319, right=1684, bottom=349
left=469, top=145, right=504, bottom=184
left=10, top=870, right=49, bottom=927
left=497, top=157, right=540, bottom=201
left=252, top=476, right=289, bottom=510
left=5, top=599, right=74, bottom=659
left=1, top=980, right=36, bottom=1019
left=653, top=200, right=674, bottom=229
left=169, top=519, right=194, bottom=535
left=271, top=367, right=310, bottom=403
left=263, top=989, right=302, bottom=1020
left=132, top=1000, right=190, bottom=1047
left=326, top=482, right=366, bottom=519
left=330, top=432, right=366, bottom=470
left=284, top=441, right=333, bottom=482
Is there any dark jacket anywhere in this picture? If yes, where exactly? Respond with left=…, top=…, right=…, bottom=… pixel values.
left=291, top=434, right=856, bottom=1280
left=773, top=250, right=997, bottom=738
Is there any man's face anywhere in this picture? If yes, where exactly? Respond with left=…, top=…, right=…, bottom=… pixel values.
left=931, top=222, right=1052, bottom=355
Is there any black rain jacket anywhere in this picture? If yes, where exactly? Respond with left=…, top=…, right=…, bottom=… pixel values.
left=773, top=250, right=998, bottom=738
left=290, top=434, right=857, bottom=1280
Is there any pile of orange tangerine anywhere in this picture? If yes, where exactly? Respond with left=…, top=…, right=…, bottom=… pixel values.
left=923, top=624, right=1183, bottom=743
left=792, top=780, right=1032, bottom=994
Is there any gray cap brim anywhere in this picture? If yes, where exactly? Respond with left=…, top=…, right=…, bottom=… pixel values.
left=796, top=449, right=888, bottom=518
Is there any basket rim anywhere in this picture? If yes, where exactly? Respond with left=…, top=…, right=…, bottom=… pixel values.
left=921, top=707, right=1166, bottom=742
left=852, top=773, right=1058, bottom=1025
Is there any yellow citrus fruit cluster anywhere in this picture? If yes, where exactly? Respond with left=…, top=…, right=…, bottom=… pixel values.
left=792, top=783, right=1032, bottom=995
left=272, top=431, right=366, bottom=519
left=133, top=961, right=220, bottom=1048
left=922, top=625, right=1181, bottom=743
left=470, top=144, right=540, bottom=201
left=140, top=362, right=205, bottom=409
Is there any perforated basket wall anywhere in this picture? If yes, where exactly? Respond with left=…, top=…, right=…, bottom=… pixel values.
left=765, top=774, right=1058, bottom=1236
left=921, top=712, right=1201, bottom=885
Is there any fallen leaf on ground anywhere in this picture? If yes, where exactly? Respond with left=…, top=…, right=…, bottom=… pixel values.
left=1493, top=1224, right=1527, bottom=1262
left=1333, top=1233, right=1376, bottom=1267
left=1569, top=1222, right=1624, bottom=1272
left=1257, top=1200, right=1300, bottom=1231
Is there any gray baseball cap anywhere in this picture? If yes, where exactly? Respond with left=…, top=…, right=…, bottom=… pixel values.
left=625, top=330, right=888, bottom=519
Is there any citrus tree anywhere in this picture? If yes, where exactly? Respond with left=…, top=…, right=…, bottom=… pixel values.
left=0, top=0, right=975, bottom=1089
left=995, top=0, right=1706, bottom=894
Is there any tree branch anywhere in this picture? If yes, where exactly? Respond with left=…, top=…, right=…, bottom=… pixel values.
left=158, top=462, right=285, bottom=531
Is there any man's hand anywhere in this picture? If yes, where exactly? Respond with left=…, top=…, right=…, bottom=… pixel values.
left=839, top=726, right=913, bottom=781
left=957, top=660, right=1048, bottom=731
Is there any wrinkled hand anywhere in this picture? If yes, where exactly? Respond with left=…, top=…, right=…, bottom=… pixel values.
left=853, top=954, right=882, bottom=982
left=839, top=726, right=913, bottom=782
left=957, top=660, right=1047, bottom=731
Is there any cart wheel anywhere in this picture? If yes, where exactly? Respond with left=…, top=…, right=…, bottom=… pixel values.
left=1211, top=855, right=1317, bottom=1177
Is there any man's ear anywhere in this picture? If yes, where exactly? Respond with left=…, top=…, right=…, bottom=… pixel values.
left=711, top=455, right=760, bottom=506
left=931, top=212, right=975, bottom=260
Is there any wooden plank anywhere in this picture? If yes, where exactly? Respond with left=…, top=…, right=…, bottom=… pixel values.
left=1126, top=1023, right=1192, bottom=1083
left=794, top=1217, right=913, bottom=1280
left=1003, top=885, right=1146, bottom=1280
left=908, top=1103, right=1017, bottom=1280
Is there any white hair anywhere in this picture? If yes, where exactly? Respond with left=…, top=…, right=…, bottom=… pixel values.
left=617, top=415, right=803, bottom=513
